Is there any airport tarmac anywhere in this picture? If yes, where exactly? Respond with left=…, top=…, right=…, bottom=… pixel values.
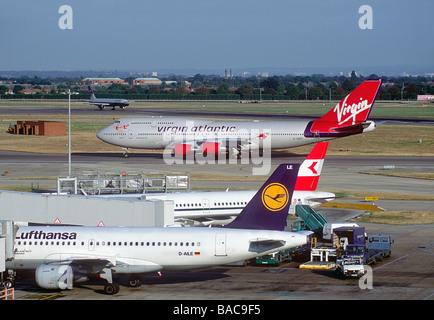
left=1, top=151, right=433, bottom=213
left=1, top=105, right=433, bottom=301
left=1, top=150, right=433, bottom=300
left=10, top=222, right=434, bottom=301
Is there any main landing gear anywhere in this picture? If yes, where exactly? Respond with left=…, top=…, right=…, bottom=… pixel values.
left=122, top=147, right=130, bottom=158
left=104, top=282, right=120, bottom=295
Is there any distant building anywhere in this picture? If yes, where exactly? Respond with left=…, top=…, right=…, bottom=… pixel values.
left=81, top=78, right=128, bottom=86
left=19, top=88, right=51, bottom=94
left=133, top=78, right=162, bottom=86
left=417, top=95, right=434, bottom=102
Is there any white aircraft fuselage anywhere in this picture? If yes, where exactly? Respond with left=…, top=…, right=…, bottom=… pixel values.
left=96, top=117, right=331, bottom=150
left=9, top=226, right=309, bottom=272
left=98, top=189, right=335, bottom=224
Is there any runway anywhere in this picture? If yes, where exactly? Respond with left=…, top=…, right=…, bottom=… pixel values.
left=2, top=103, right=434, bottom=124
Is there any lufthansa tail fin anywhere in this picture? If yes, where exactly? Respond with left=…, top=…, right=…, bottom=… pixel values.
left=307, top=80, right=382, bottom=136
left=225, top=163, right=299, bottom=231
left=295, top=142, right=328, bottom=191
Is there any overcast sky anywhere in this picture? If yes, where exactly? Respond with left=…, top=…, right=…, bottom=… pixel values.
left=1, top=0, right=433, bottom=74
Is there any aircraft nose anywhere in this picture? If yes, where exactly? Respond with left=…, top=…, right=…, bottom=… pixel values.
left=96, top=127, right=108, bottom=141
left=96, top=130, right=103, bottom=140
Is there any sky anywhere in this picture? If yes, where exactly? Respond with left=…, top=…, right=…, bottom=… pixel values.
left=1, top=0, right=433, bottom=75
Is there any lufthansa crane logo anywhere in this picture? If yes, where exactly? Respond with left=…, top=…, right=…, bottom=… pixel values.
left=261, top=183, right=289, bottom=212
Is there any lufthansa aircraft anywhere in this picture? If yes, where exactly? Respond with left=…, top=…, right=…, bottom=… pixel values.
left=96, top=142, right=334, bottom=226
left=96, top=80, right=382, bottom=157
left=7, top=163, right=311, bottom=294
left=87, top=86, right=130, bottom=110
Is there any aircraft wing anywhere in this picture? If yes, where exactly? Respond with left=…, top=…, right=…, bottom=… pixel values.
left=248, top=238, right=286, bottom=253
left=47, top=255, right=162, bottom=275
left=89, top=102, right=113, bottom=106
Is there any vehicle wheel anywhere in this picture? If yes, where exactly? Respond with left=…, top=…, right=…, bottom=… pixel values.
left=104, top=283, right=120, bottom=295
left=127, top=276, right=142, bottom=287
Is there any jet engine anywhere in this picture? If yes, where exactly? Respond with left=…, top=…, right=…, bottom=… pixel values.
left=174, top=143, right=192, bottom=156
left=201, top=142, right=220, bottom=155
left=35, top=264, right=73, bottom=290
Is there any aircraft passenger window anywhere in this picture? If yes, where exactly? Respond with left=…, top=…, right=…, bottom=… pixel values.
left=124, top=242, right=128, bottom=246
left=174, top=242, right=178, bottom=246
left=152, top=242, right=155, bottom=246
left=169, top=242, right=172, bottom=246
left=146, top=242, right=150, bottom=246
left=141, top=242, right=144, bottom=246
left=180, top=242, right=183, bottom=246
left=119, top=242, right=122, bottom=246
left=158, top=242, right=161, bottom=246
left=186, top=242, right=189, bottom=246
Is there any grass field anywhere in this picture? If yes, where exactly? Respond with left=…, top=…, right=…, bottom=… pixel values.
left=1, top=100, right=434, bottom=156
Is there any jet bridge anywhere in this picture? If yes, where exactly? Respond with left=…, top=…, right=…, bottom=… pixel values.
left=1, top=220, right=15, bottom=298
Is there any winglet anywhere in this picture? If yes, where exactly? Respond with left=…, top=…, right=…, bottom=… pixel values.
left=225, top=163, right=300, bottom=231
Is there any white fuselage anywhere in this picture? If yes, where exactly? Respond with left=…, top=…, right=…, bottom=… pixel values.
left=96, top=117, right=329, bottom=150
left=8, top=226, right=309, bottom=271
left=96, top=189, right=335, bottom=223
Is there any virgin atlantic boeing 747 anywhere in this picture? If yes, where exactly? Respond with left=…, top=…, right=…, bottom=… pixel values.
left=96, top=80, right=381, bottom=157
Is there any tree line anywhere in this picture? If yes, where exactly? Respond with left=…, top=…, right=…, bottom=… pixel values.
left=1, top=71, right=433, bottom=101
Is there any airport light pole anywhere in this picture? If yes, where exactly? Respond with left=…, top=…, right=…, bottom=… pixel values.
left=68, top=89, right=71, bottom=177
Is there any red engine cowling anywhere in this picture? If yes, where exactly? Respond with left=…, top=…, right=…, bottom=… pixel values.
left=202, top=142, right=220, bottom=155
left=174, top=144, right=192, bottom=156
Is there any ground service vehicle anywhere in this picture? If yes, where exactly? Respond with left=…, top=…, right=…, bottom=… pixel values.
left=338, top=234, right=393, bottom=278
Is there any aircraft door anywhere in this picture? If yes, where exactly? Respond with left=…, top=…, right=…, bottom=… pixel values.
left=215, top=233, right=227, bottom=256
left=128, top=129, right=133, bottom=139
left=202, top=199, right=210, bottom=214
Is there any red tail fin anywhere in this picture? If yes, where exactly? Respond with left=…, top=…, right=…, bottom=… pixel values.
left=295, top=142, right=328, bottom=191
left=310, top=80, right=382, bottom=133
